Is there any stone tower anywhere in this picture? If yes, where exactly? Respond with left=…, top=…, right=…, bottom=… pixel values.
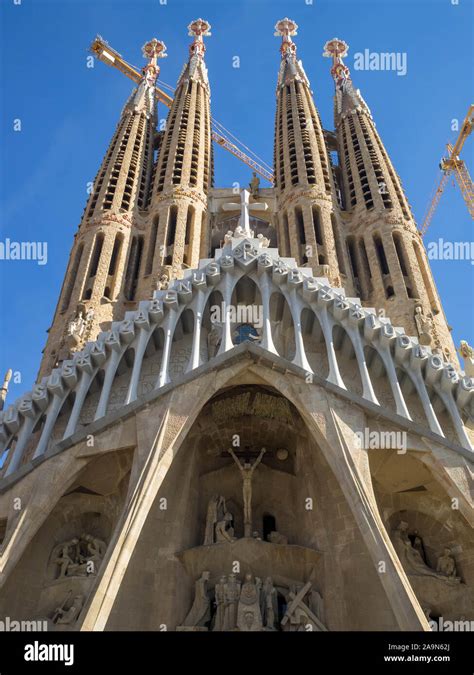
left=323, top=38, right=456, bottom=362
left=273, top=19, right=349, bottom=287
left=140, top=18, right=213, bottom=293
left=0, top=16, right=472, bottom=638
left=38, top=38, right=168, bottom=379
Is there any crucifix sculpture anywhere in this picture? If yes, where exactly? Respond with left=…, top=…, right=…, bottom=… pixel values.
left=222, top=188, right=268, bottom=238
left=227, top=446, right=266, bottom=537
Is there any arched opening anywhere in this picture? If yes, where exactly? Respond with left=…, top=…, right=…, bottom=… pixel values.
left=82, top=233, right=105, bottom=300
left=373, top=233, right=393, bottom=299
left=62, top=243, right=84, bottom=312
left=280, top=212, right=291, bottom=256
left=346, top=236, right=361, bottom=297
left=295, top=206, right=307, bottom=264
left=332, top=324, right=363, bottom=396
left=230, top=277, right=263, bottom=346
left=52, top=391, right=77, bottom=446
left=183, top=206, right=196, bottom=266
left=263, top=513, right=276, bottom=541
left=331, top=214, right=346, bottom=276
left=145, top=216, right=159, bottom=275
left=363, top=345, right=396, bottom=413
left=166, top=205, right=178, bottom=247
left=393, top=232, right=414, bottom=299
left=77, top=369, right=106, bottom=427
left=124, top=236, right=144, bottom=301
left=169, top=308, right=195, bottom=380
left=395, top=367, right=430, bottom=428
left=269, top=292, right=295, bottom=361
left=203, top=289, right=224, bottom=360
left=425, top=386, right=458, bottom=444
left=312, top=206, right=323, bottom=245
left=300, top=307, right=328, bottom=380
left=413, top=241, right=439, bottom=314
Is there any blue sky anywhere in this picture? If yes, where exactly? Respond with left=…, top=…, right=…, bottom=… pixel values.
left=0, top=0, right=473, bottom=402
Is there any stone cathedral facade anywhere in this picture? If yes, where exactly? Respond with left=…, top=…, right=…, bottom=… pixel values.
left=0, top=18, right=472, bottom=632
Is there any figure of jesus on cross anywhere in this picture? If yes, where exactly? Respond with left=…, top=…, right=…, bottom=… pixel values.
left=227, top=446, right=266, bottom=537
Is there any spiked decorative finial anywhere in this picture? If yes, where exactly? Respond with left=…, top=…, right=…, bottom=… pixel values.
left=323, top=38, right=351, bottom=86
left=141, top=38, right=167, bottom=85
left=142, top=38, right=167, bottom=61
left=188, top=18, right=211, bottom=57
left=274, top=18, right=298, bottom=59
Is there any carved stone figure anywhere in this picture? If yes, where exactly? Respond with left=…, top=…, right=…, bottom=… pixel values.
left=249, top=171, right=260, bottom=197
left=393, top=521, right=429, bottom=574
left=204, top=495, right=226, bottom=545
left=257, top=233, right=270, bottom=248
left=157, top=274, right=170, bottom=291
left=207, top=319, right=223, bottom=359
left=183, top=571, right=211, bottom=628
left=267, top=530, right=288, bottom=545
left=236, top=573, right=263, bottom=631
left=281, top=582, right=327, bottom=632
left=227, top=447, right=266, bottom=537
left=82, top=534, right=106, bottom=573
left=224, top=230, right=233, bottom=245
left=414, top=305, right=433, bottom=346
left=458, top=340, right=474, bottom=377
left=392, top=522, right=460, bottom=584
left=53, top=534, right=106, bottom=578
left=65, top=305, right=94, bottom=351
left=52, top=594, right=84, bottom=625
left=289, top=607, right=316, bottom=631
left=261, top=577, right=278, bottom=630
left=223, top=573, right=241, bottom=631
left=215, top=511, right=236, bottom=543
left=411, top=530, right=427, bottom=563
left=233, top=223, right=247, bottom=238
left=213, top=575, right=227, bottom=631
left=436, top=548, right=458, bottom=579
left=53, top=541, right=77, bottom=578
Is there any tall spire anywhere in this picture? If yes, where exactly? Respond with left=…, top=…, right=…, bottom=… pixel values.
left=122, top=38, right=166, bottom=118
left=145, top=19, right=213, bottom=286
left=39, top=36, right=167, bottom=378
left=323, top=38, right=371, bottom=118
left=175, top=18, right=211, bottom=90
left=323, top=37, right=457, bottom=362
left=274, top=18, right=310, bottom=89
left=272, top=19, right=347, bottom=286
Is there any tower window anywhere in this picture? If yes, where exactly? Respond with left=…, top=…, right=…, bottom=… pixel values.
left=88, top=233, right=104, bottom=279
left=295, top=206, right=305, bottom=245
left=61, top=243, right=84, bottom=312
left=185, top=206, right=195, bottom=246
left=359, top=238, right=371, bottom=279
left=124, top=235, right=144, bottom=301
left=331, top=215, right=346, bottom=275
left=166, top=206, right=178, bottom=247
left=312, top=205, right=323, bottom=246
left=295, top=206, right=307, bottom=264
left=347, top=235, right=361, bottom=295
left=373, top=234, right=390, bottom=275
left=108, top=235, right=122, bottom=277
left=145, top=216, right=159, bottom=276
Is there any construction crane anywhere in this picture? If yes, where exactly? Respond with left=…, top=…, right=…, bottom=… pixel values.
left=90, top=36, right=274, bottom=184
left=420, top=104, right=474, bottom=236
